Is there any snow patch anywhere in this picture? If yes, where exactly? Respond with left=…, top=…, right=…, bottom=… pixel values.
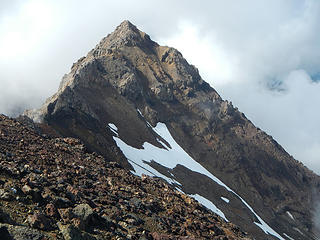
left=156, top=138, right=170, bottom=150
left=137, top=109, right=143, bottom=117
left=293, top=227, right=304, bottom=236
left=108, top=123, right=118, bottom=136
left=286, top=211, right=294, bottom=220
left=123, top=150, right=181, bottom=186
left=137, top=108, right=152, bottom=129
left=253, top=212, right=284, bottom=239
left=151, top=123, right=285, bottom=240
left=283, top=233, right=295, bottom=240
left=111, top=122, right=284, bottom=240
left=221, top=197, right=230, bottom=203
left=191, top=194, right=228, bottom=221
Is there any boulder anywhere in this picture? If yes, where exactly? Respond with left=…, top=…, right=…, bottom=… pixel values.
left=72, top=204, right=96, bottom=230
left=57, top=222, right=96, bottom=240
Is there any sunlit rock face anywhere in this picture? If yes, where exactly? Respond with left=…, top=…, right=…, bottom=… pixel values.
left=25, top=20, right=320, bottom=240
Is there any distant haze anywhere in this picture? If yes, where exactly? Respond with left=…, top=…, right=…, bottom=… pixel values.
left=1, top=0, right=320, bottom=174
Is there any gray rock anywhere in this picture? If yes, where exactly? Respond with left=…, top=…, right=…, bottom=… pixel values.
left=129, top=197, right=142, bottom=208
left=73, top=203, right=93, bottom=222
left=0, top=223, right=44, bottom=240
left=124, top=213, right=144, bottom=225
left=73, top=203, right=96, bottom=230
left=57, top=222, right=96, bottom=240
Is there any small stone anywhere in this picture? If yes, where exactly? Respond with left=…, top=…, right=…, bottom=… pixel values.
left=124, top=213, right=143, bottom=226
left=10, top=187, right=17, bottom=194
left=129, top=197, right=142, bottom=208
left=58, top=208, right=73, bottom=223
left=27, top=212, right=53, bottom=230
left=45, top=203, right=58, bottom=218
left=141, top=174, right=149, bottom=182
left=21, top=185, right=32, bottom=194
left=0, top=189, right=13, bottom=201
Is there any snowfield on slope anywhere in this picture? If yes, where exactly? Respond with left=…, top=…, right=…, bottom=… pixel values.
left=108, top=121, right=284, bottom=240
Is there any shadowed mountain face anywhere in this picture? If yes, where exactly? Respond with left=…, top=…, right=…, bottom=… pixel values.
left=25, top=20, right=320, bottom=240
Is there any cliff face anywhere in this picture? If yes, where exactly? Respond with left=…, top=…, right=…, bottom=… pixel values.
left=25, top=21, right=320, bottom=240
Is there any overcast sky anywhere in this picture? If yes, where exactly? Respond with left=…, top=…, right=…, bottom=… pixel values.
left=1, top=0, right=319, bottom=174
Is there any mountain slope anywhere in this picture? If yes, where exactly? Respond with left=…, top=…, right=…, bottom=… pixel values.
left=24, top=21, right=320, bottom=240
left=0, top=114, right=250, bottom=239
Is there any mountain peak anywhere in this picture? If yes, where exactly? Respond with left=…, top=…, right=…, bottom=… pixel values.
left=96, top=20, right=155, bottom=50
left=117, top=20, right=138, bottom=32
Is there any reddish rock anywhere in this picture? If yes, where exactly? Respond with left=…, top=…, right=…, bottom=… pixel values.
left=45, top=203, right=58, bottom=218
left=27, top=212, right=53, bottom=230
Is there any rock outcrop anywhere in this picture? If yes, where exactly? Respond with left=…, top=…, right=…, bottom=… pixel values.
left=24, top=21, right=320, bottom=239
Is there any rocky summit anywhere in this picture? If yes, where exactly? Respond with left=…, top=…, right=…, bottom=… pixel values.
left=20, top=20, right=320, bottom=240
left=0, top=114, right=249, bottom=239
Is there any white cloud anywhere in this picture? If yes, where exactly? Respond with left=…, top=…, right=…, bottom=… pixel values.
left=157, top=1, right=320, bottom=174
left=158, top=21, right=237, bottom=87
left=0, top=0, right=319, bottom=173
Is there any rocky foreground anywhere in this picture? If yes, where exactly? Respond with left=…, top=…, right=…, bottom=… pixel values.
left=0, top=114, right=250, bottom=240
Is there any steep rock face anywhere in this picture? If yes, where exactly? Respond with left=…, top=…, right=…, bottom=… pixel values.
left=25, top=21, right=320, bottom=239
